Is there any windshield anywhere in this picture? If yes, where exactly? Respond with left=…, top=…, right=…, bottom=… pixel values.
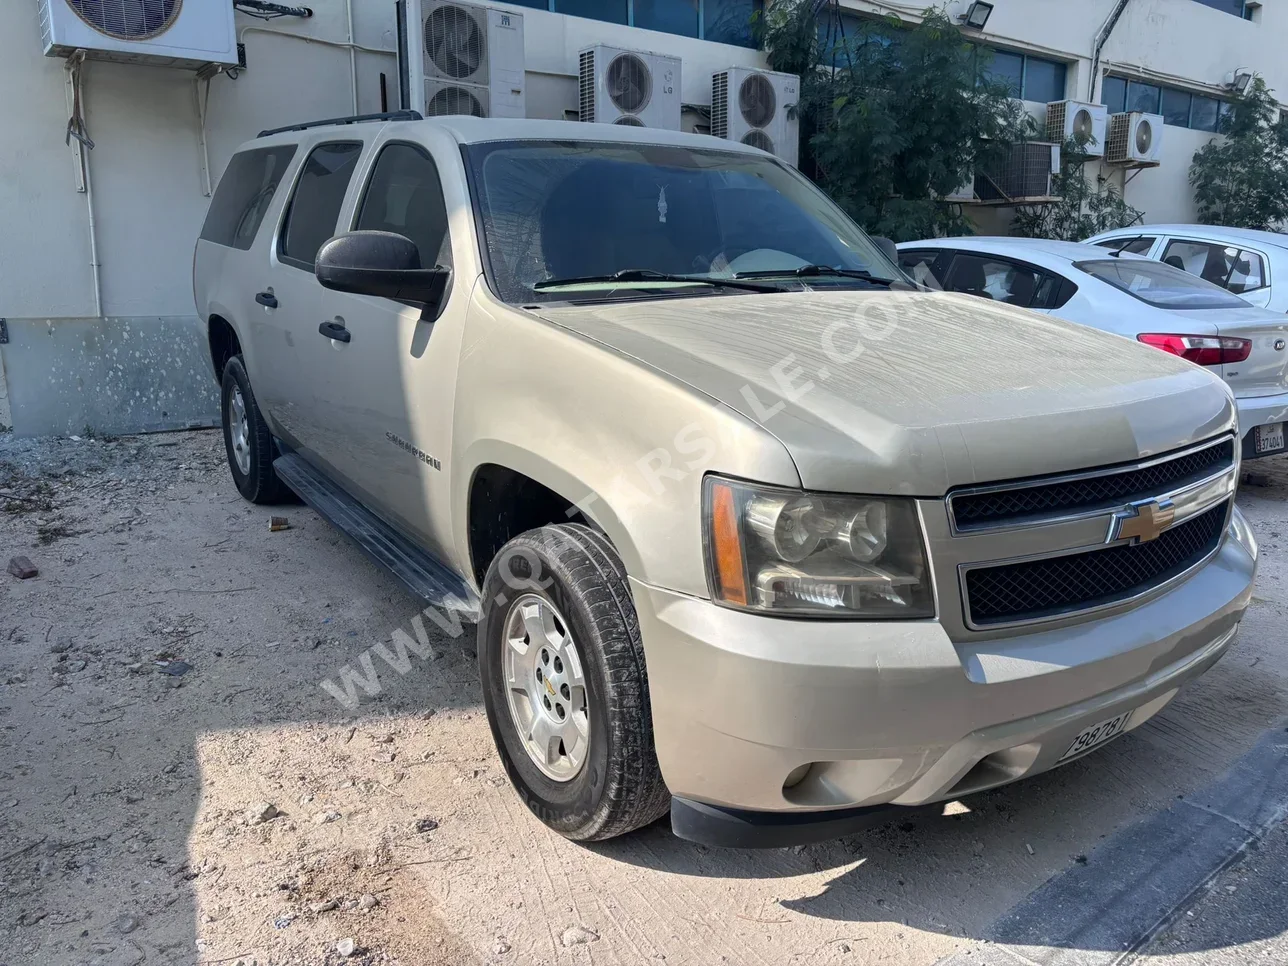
left=463, top=140, right=903, bottom=303
left=1075, top=258, right=1249, bottom=310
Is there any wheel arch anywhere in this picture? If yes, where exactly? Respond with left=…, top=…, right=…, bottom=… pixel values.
left=459, top=442, right=640, bottom=590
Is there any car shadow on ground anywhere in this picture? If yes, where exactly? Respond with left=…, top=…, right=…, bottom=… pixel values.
left=3, top=435, right=1287, bottom=965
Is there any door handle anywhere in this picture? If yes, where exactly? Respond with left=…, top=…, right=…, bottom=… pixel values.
left=255, top=291, right=278, bottom=308
left=318, top=321, right=351, bottom=344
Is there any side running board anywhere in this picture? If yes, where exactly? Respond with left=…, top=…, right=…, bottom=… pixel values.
left=273, top=453, right=481, bottom=621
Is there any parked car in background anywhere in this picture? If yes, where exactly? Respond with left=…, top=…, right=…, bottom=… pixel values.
left=1084, top=225, right=1288, bottom=314
left=194, top=115, right=1258, bottom=848
left=897, top=237, right=1288, bottom=461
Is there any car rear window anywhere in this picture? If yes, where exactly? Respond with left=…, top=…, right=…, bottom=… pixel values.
left=1074, top=258, right=1248, bottom=310
left=200, top=146, right=297, bottom=250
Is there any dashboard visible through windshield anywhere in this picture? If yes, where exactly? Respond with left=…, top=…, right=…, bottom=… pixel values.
left=462, top=139, right=902, bottom=304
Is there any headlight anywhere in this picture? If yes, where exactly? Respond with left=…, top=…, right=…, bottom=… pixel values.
left=703, top=476, right=935, bottom=618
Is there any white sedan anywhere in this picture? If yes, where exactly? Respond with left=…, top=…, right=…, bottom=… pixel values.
left=896, top=236, right=1288, bottom=460
left=1085, top=224, right=1288, bottom=314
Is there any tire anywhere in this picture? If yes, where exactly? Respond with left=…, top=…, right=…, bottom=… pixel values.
left=220, top=355, right=290, bottom=505
left=478, top=524, right=670, bottom=841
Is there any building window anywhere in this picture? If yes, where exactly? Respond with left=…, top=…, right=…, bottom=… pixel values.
left=1103, top=75, right=1228, bottom=130
left=980, top=47, right=1067, bottom=102
left=1161, top=87, right=1191, bottom=127
left=705, top=0, right=758, bottom=46
left=553, top=0, right=627, bottom=25
left=1127, top=80, right=1161, bottom=114
left=1190, top=0, right=1250, bottom=16
left=634, top=0, right=699, bottom=37
left=1101, top=75, right=1127, bottom=114
left=531, top=0, right=761, bottom=47
left=818, top=9, right=895, bottom=68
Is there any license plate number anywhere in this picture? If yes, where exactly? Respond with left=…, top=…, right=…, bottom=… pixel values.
left=1255, top=422, right=1285, bottom=454
left=1059, top=711, right=1133, bottom=762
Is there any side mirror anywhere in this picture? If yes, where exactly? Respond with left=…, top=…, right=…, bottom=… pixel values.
left=870, top=235, right=900, bottom=267
left=315, top=230, right=450, bottom=307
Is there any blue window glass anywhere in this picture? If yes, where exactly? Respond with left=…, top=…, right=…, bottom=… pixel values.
left=1161, top=87, right=1192, bottom=126
left=1191, top=0, right=1246, bottom=15
left=502, top=0, right=548, bottom=8
left=1127, top=80, right=1161, bottom=114
left=635, top=0, right=698, bottom=37
left=1101, top=76, right=1127, bottom=114
left=553, top=0, right=627, bottom=24
left=983, top=49, right=1023, bottom=96
left=817, top=11, right=866, bottom=68
left=704, top=0, right=760, bottom=47
left=1023, top=57, right=1066, bottom=102
left=1190, top=95, right=1220, bottom=131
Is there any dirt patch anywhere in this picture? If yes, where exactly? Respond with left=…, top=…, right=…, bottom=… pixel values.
left=2, top=431, right=1287, bottom=966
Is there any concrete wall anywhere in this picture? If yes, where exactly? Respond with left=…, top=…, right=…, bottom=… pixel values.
left=2, top=0, right=1285, bottom=435
left=0, top=0, right=767, bottom=436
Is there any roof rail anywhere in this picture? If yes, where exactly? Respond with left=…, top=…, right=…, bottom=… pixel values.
left=257, top=110, right=424, bottom=139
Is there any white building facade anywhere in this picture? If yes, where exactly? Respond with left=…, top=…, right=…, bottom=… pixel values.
left=0, top=0, right=1283, bottom=435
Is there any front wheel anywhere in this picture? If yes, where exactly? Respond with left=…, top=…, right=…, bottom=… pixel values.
left=477, top=524, right=669, bottom=841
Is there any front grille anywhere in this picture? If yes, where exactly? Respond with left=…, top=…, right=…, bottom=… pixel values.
left=952, top=439, right=1234, bottom=530
left=965, top=501, right=1229, bottom=626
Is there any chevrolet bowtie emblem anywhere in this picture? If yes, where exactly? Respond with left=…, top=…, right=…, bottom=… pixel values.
left=1108, top=499, right=1176, bottom=544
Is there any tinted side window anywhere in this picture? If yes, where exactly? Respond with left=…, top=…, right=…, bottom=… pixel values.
left=947, top=255, right=1045, bottom=306
left=279, top=141, right=363, bottom=270
left=200, top=146, right=297, bottom=250
left=354, top=143, right=452, bottom=268
left=898, top=250, right=948, bottom=288
left=1161, top=239, right=1265, bottom=292
left=1228, top=250, right=1266, bottom=294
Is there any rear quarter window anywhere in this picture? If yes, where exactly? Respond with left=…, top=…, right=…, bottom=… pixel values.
left=200, top=146, right=297, bottom=250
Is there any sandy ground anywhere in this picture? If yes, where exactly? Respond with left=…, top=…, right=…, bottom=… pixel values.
left=1, top=430, right=1286, bottom=966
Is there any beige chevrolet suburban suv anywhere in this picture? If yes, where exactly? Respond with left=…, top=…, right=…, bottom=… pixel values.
left=193, top=112, right=1258, bottom=848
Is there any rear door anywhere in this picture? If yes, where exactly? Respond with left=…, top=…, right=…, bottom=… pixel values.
left=1159, top=237, right=1273, bottom=309
left=942, top=253, right=1066, bottom=309
left=262, top=139, right=365, bottom=452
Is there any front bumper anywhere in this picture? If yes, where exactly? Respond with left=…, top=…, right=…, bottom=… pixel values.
left=636, top=513, right=1257, bottom=845
left=1237, top=391, right=1288, bottom=459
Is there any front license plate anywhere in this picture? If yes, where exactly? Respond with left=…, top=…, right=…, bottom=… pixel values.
left=1255, top=422, right=1285, bottom=454
left=1059, top=710, right=1133, bottom=762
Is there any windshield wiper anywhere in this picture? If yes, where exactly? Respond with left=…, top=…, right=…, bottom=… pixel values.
left=734, top=265, right=898, bottom=285
left=533, top=269, right=783, bottom=293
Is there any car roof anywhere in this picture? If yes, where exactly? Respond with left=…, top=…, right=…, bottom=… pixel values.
left=1092, top=224, right=1288, bottom=249
left=895, top=235, right=1144, bottom=266
left=255, top=114, right=766, bottom=158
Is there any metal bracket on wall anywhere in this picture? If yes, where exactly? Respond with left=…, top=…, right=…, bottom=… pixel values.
left=0, top=320, right=9, bottom=345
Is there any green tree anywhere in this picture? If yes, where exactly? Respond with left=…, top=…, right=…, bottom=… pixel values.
left=1190, top=76, right=1288, bottom=230
left=1011, top=131, right=1142, bottom=240
left=760, top=1, right=1025, bottom=240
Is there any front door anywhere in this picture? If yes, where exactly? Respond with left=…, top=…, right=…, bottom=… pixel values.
left=258, top=139, right=365, bottom=455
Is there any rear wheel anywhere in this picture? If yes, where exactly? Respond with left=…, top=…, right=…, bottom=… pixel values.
left=478, top=524, right=669, bottom=841
left=220, top=355, right=290, bottom=504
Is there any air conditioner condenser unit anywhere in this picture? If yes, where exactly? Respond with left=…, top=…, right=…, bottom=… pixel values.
left=711, top=67, right=800, bottom=167
left=38, top=0, right=237, bottom=68
left=1105, top=112, right=1164, bottom=165
left=578, top=45, right=681, bottom=129
left=1046, top=99, right=1109, bottom=157
left=399, top=0, right=525, bottom=118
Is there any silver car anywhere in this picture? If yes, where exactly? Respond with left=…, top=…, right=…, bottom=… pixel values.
left=1085, top=224, right=1288, bottom=313
left=897, top=237, right=1288, bottom=462
left=193, top=115, right=1257, bottom=847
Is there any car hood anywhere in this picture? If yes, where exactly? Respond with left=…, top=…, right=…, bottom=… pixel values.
left=534, top=289, right=1237, bottom=494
